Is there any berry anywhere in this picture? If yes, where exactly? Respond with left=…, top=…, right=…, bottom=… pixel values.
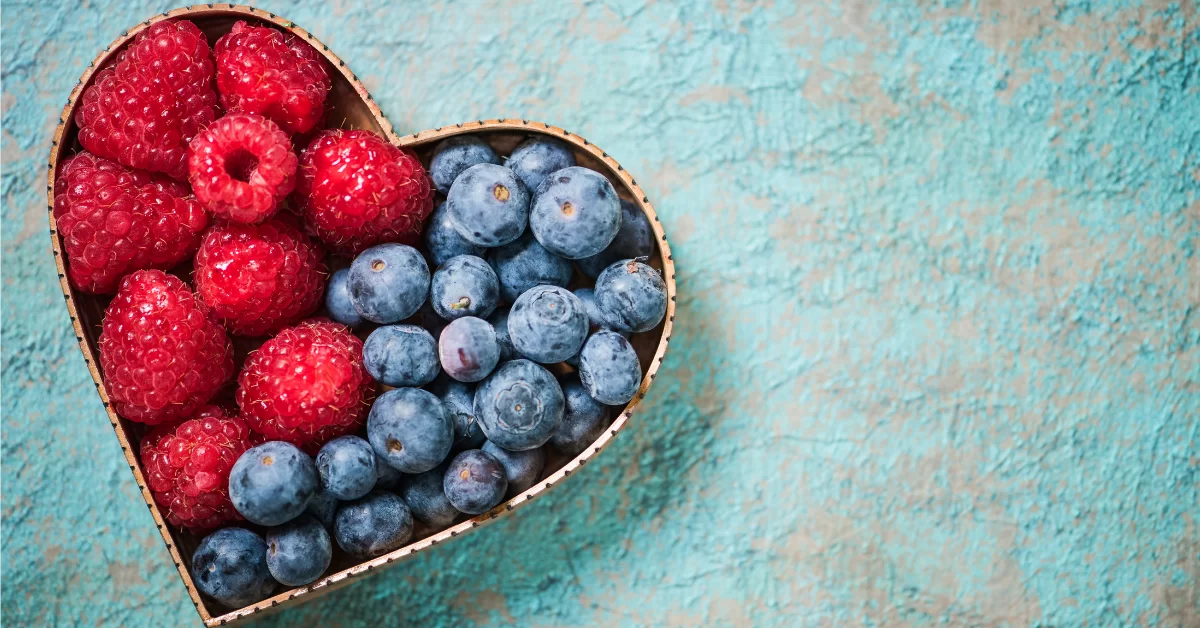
left=99, top=270, right=233, bottom=424
left=578, top=330, right=642, bottom=405
left=53, top=152, right=208, bottom=294
left=594, top=258, right=668, bottom=333
left=443, top=449, right=507, bottom=515
left=399, top=462, right=460, bottom=528
left=438, top=317, right=501, bottom=383
left=193, top=218, right=326, bottom=336
left=362, top=325, right=439, bottom=387
left=230, top=441, right=319, bottom=526
left=487, top=308, right=518, bottom=362
left=446, top=163, right=530, bottom=247
left=551, top=376, right=610, bottom=455
left=473, top=359, right=564, bottom=451
left=430, top=378, right=486, bottom=451
left=530, top=166, right=621, bottom=259
left=430, top=255, right=499, bottom=321
left=237, top=319, right=374, bottom=449
left=367, top=388, right=454, bottom=474
left=417, top=302, right=449, bottom=339
left=347, top=243, right=429, bottom=324
left=77, top=19, right=218, bottom=180
left=316, top=436, right=377, bottom=501
left=424, top=201, right=484, bottom=268
left=577, top=199, right=656, bottom=278
left=506, top=137, right=576, bottom=192
left=334, top=491, right=414, bottom=559
left=192, top=528, right=277, bottom=609
left=305, top=486, right=338, bottom=530
left=187, top=113, right=298, bottom=224
left=141, top=406, right=253, bottom=531
left=266, top=515, right=332, bottom=587
left=429, top=136, right=500, bottom=194
left=508, top=285, right=589, bottom=364
left=214, top=21, right=331, bottom=135
left=488, top=232, right=573, bottom=303
left=324, top=268, right=363, bottom=328
left=565, top=288, right=626, bottom=367
left=374, top=453, right=405, bottom=492
left=296, top=129, right=434, bottom=255
left=481, top=441, right=545, bottom=497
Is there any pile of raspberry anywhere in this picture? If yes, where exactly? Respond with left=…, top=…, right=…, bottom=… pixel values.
left=58, top=19, right=433, bottom=531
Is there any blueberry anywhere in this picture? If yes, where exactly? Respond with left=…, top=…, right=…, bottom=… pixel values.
left=363, top=324, right=439, bottom=387
left=447, top=163, right=530, bottom=247
left=508, top=285, right=589, bottom=363
left=487, top=308, right=518, bottom=361
left=577, top=200, right=656, bottom=278
left=429, top=135, right=501, bottom=194
left=438, top=316, right=501, bottom=382
left=482, top=440, right=545, bottom=496
left=430, top=255, right=500, bottom=320
left=316, top=435, right=377, bottom=501
left=374, top=454, right=404, bottom=492
left=506, top=137, right=576, bottom=191
left=417, top=301, right=448, bottom=339
left=488, top=232, right=573, bottom=303
left=266, top=515, right=332, bottom=587
left=305, top=487, right=338, bottom=530
left=551, top=376, right=610, bottom=455
left=594, top=258, right=668, bottom=333
left=334, top=491, right=414, bottom=559
left=424, top=201, right=484, bottom=268
left=473, top=359, right=564, bottom=451
left=192, top=528, right=277, bottom=608
left=325, top=268, right=363, bottom=328
left=430, top=377, right=486, bottom=450
left=399, top=462, right=460, bottom=528
left=573, top=288, right=628, bottom=337
left=530, top=166, right=621, bottom=259
left=367, top=388, right=454, bottom=473
left=443, top=449, right=507, bottom=514
left=230, top=441, right=319, bottom=526
left=348, top=243, right=429, bottom=324
left=578, top=330, right=642, bottom=405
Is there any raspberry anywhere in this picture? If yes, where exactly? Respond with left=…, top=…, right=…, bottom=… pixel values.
left=188, top=113, right=298, bottom=224
left=141, top=406, right=254, bottom=531
left=296, top=130, right=434, bottom=256
left=215, top=21, right=331, bottom=135
left=100, top=270, right=234, bottom=424
left=53, top=152, right=208, bottom=294
left=76, top=20, right=218, bottom=180
left=194, top=217, right=326, bottom=336
left=237, top=319, right=374, bottom=450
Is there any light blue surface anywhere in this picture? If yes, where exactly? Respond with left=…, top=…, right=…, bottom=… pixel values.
left=2, top=1, right=1198, bottom=626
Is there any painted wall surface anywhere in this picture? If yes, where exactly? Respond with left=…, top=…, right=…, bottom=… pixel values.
left=2, top=1, right=1197, bottom=626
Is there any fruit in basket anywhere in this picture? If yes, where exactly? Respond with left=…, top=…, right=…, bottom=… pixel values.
left=362, top=325, right=439, bottom=387
left=473, top=359, right=564, bottom=451
left=323, top=268, right=364, bottom=328
left=506, top=137, right=576, bottom=191
left=487, top=232, right=573, bottom=303
left=443, top=449, right=507, bottom=515
left=481, top=441, right=545, bottom=497
left=316, top=435, right=377, bottom=501
left=423, top=201, right=484, bottom=268
left=347, top=243, right=429, bottom=324
left=507, top=285, right=589, bottom=364
left=187, top=113, right=298, bottom=224
left=230, top=441, right=319, bottom=526
left=429, top=255, right=499, bottom=321
left=334, top=491, right=414, bottom=558
left=551, top=376, right=610, bottom=455
left=399, top=462, right=460, bottom=528
left=438, top=317, right=501, bottom=383
left=192, top=527, right=278, bottom=608
left=429, top=136, right=500, bottom=194
left=446, top=163, right=530, bottom=247
left=266, top=515, right=333, bottom=587
left=430, top=378, right=486, bottom=451
left=594, top=258, right=668, bottom=333
left=367, top=388, right=454, bottom=474
left=529, top=166, right=621, bottom=259
left=577, top=199, right=656, bottom=278
left=487, top=308, right=519, bottom=361
left=578, top=330, right=641, bottom=405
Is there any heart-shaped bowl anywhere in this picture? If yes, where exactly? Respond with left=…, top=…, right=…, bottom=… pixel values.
left=47, top=4, right=675, bottom=626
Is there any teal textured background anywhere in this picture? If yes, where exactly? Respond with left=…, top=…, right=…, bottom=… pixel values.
left=3, top=0, right=1198, bottom=626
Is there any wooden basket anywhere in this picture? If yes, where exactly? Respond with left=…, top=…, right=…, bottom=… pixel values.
left=46, top=5, right=676, bottom=626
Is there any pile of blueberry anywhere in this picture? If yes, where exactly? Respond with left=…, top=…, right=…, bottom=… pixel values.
left=191, top=134, right=667, bottom=608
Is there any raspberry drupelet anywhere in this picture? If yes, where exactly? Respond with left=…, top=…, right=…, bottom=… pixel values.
left=188, top=113, right=298, bottom=224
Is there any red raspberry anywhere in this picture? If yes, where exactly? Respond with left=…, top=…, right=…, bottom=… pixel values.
left=296, top=129, right=434, bottom=256
left=237, top=319, right=374, bottom=450
left=194, top=218, right=326, bottom=336
left=100, top=270, right=234, bottom=424
left=141, top=406, right=254, bottom=531
left=215, top=21, right=331, bottom=135
left=188, top=113, right=298, bottom=224
left=53, top=152, right=209, bottom=294
left=76, top=20, right=218, bottom=180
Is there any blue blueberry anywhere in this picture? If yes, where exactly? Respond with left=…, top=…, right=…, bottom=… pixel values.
left=487, top=308, right=518, bottom=361
left=325, top=268, right=363, bottom=328
left=594, top=258, right=668, bottom=333
left=367, top=387, right=454, bottom=473
left=551, top=376, right=610, bottom=455
left=507, top=285, right=588, bottom=363
left=266, top=515, right=332, bottom=587
left=430, top=255, right=500, bottom=320
left=363, top=324, right=439, bottom=387
left=506, top=137, right=576, bottom=191
left=429, top=135, right=500, bottom=194
left=482, top=440, right=545, bottom=496
left=417, top=301, right=448, bottom=339
left=348, top=243, right=429, bottom=324
left=576, top=199, right=656, bottom=278
left=399, top=462, right=460, bottom=528
left=430, top=377, right=486, bottom=450
left=424, top=201, right=484, bottom=268
left=230, top=441, right=318, bottom=526
left=316, top=436, right=377, bottom=501
left=488, top=232, right=573, bottom=303
left=578, top=330, right=642, bottom=405
left=192, top=528, right=277, bottom=608
left=374, top=454, right=404, bottom=492
left=529, top=166, right=621, bottom=259
left=565, top=288, right=627, bottom=367
left=438, top=316, right=500, bottom=382
left=443, top=449, right=507, bottom=514
left=304, top=487, right=338, bottom=530
left=473, top=359, right=564, bottom=451
left=334, top=491, right=414, bottom=558
left=447, top=163, right=530, bottom=247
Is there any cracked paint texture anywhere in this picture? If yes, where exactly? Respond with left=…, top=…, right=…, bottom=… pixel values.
left=2, top=0, right=1198, bottom=626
